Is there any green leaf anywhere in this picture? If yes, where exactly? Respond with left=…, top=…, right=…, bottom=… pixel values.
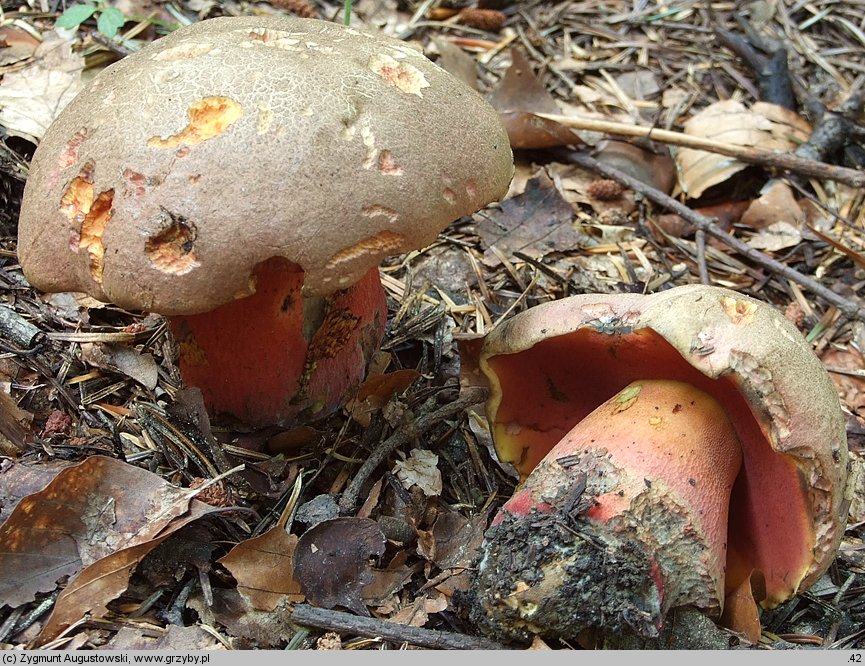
left=96, top=6, right=127, bottom=38
left=55, top=3, right=98, bottom=29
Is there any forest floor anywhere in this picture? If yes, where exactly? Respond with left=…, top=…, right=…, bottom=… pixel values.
left=0, top=0, right=864, bottom=651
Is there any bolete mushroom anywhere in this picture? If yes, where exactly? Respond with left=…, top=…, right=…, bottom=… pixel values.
left=17, top=16, right=513, bottom=427
left=468, top=285, right=850, bottom=645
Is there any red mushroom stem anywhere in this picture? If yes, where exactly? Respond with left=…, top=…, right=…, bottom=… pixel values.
left=474, top=379, right=743, bottom=641
left=168, top=258, right=387, bottom=427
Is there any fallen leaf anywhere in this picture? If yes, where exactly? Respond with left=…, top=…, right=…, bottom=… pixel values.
left=348, top=368, right=420, bottom=427
left=388, top=593, right=448, bottom=627
left=746, top=221, right=802, bottom=252
left=676, top=100, right=811, bottom=199
left=393, top=449, right=442, bottom=498
left=0, top=24, right=40, bottom=67
left=594, top=140, right=676, bottom=195
left=740, top=180, right=803, bottom=229
left=431, top=37, right=478, bottom=90
left=614, top=69, right=661, bottom=101
left=488, top=48, right=583, bottom=149
left=0, top=456, right=212, bottom=608
left=0, top=390, right=33, bottom=454
left=822, top=347, right=865, bottom=417
left=105, top=624, right=224, bottom=650
left=81, top=342, right=159, bottom=390
left=416, top=509, right=488, bottom=598
left=293, top=517, right=386, bottom=616
left=362, top=550, right=414, bottom=606
left=188, top=588, right=293, bottom=649
left=218, top=521, right=304, bottom=611
left=38, top=499, right=215, bottom=644
left=719, top=570, right=765, bottom=644
left=477, top=171, right=579, bottom=267
left=0, top=458, right=77, bottom=523
left=0, top=31, right=84, bottom=141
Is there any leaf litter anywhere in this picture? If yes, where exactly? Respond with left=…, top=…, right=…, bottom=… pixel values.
left=0, top=0, right=864, bottom=652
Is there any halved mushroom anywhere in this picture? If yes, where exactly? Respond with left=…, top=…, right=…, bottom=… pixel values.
left=469, top=285, right=850, bottom=644
left=17, top=16, right=513, bottom=426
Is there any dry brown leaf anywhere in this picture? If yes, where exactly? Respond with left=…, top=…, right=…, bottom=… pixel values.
left=293, top=517, right=386, bottom=615
left=719, top=570, right=765, bottom=644
left=746, top=221, right=802, bottom=252
left=594, top=140, right=676, bottom=195
left=387, top=592, right=448, bottom=627
left=0, top=458, right=77, bottom=523
left=81, top=342, right=159, bottom=390
left=477, top=171, right=579, bottom=267
left=431, top=37, right=478, bottom=90
left=37, top=499, right=215, bottom=645
left=218, top=524, right=304, bottom=611
left=362, top=550, right=414, bottom=605
left=0, top=24, right=40, bottom=67
left=488, top=48, right=583, bottom=149
left=105, top=624, right=224, bottom=650
left=822, top=347, right=865, bottom=417
left=740, top=180, right=804, bottom=229
left=417, top=509, right=487, bottom=570
left=676, top=100, right=811, bottom=199
left=0, top=31, right=84, bottom=141
left=0, top=456, right=212, bottom=608
left=0, top=390, right=33, bottom=454
left=188, top=587, right=294, bottom=649
left=347, top=368, right=420, bottom=427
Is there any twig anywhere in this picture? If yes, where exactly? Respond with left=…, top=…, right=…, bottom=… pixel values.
left=563, top=151, right=865, bottom=322
left=288, top=603, right=509, bottom=650
left=537, top=113, right=865, bottom=188
left=0, top=305, right=44, bottom=349
left=339, top=387, right=488, bottom=514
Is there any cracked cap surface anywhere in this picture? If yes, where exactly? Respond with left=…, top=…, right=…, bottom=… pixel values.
left=18, top=16, right=513, bottom=314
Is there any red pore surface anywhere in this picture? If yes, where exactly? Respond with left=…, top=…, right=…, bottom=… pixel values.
left=486, top=328, right=813, bottom=607
left=169, top=259, right=386, bottom=427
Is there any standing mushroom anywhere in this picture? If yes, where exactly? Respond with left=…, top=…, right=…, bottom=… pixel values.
left=468, top=285, right=850, bottom=645
left=17, top=16, right=513, bottom=427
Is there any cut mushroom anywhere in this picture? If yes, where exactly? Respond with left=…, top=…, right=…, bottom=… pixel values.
left=469, top=285, right=850, bottom=645
left=17, top=16, right=513, bottom=426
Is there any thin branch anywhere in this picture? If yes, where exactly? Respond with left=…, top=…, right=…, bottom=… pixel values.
left=564, top=151, right=865, bottom=322
left=538, top=113, right=865, bottom=188
left=339, top=387, right=488, bottom=514
left=288, top=603, right=509, bottom=650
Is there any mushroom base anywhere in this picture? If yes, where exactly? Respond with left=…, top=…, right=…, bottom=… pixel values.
left=467, top=506, right=663, bottom=644
left=469, top=380, right=744, bottom=643
left=168, top=259, right=387, bottom=427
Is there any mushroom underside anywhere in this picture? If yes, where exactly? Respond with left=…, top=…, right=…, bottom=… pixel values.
left=483, top=327, right=814, bottom=616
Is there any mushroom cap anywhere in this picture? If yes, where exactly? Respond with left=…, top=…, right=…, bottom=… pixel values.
left=18, top=16, right=513, bottom=315
left=479, top=284, right=850, bottom=607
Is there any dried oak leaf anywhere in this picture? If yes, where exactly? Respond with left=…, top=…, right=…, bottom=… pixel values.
left=488, top=48, right=582, bottom=149
left=0, top=458, right=77, bottom=523
left=416, top=509, right=488, bottom=598
left=218, top=523, right=304, bottom=612
left=675, top=100, right=811, bottom=199
left=292, top=517, right=386, bottom=616
left=0, top=456, right=217, bottom=641
left=477, top=171, right=579, bottom=267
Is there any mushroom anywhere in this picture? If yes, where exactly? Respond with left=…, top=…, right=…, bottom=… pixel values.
left=468, top=285, right=850, bottom=644
left=17, top=16, right=513, bottom=427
